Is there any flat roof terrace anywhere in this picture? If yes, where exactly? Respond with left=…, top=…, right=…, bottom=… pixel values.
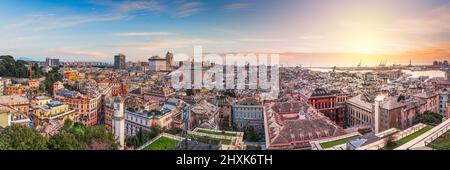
left=138, top=133, right=184, bottom=150
left=194, top=128, right=240, bottom=137
left=144, top=136, right=180, bottom=150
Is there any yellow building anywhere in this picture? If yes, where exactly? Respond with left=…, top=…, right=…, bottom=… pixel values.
left=63, top=69, right=80, bottom=80
left=0, top=110, right=9, bottom=127
left=34, top=101, right=78, bottom=121
left=32, top=96, right=52, bottom=106
left=0, top=107, right=30, bottom=127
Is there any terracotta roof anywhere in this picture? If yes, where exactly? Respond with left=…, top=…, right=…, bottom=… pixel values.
left=264, top=101, right=346, bottom=149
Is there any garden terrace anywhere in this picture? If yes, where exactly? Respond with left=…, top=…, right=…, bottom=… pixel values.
left=195, top=128, right=239, bottom=137
left=384, top=126, right=433, bottom=150
left=188, top=134, right=232, bottom=145
left=428, top=130, right=450, bottom=150
left=320, top=135, right=359, bottom=149
left=144, top=136, right=180, bottom=150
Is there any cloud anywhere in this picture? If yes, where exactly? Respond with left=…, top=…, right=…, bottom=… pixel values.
left=9, top=13, right=129, bottom=31
left=55, top=47, right=109, bottom=58
left=7, top=1, right=164, bottom=31
left=175, top=2, right=205, bottom=17
left=88, top=0, right=163, bottom=12
left=213, top=28, right=242, bottom=36
left=239, top=38, right=286, bottom=43
left=299, top=35, right=324, bottom=40
left=111, top=38, right=223, bottom=51
left=402, top=43, right=450, bottom=57
left=116, top=0, right=164, bottom=12
left=113, top=32, right=174, bottom=36
left=383, top=4, right=450, bottom=35
left=15, top=37, right=26, bottom=41
left=224, top=3, right=252, bottom=10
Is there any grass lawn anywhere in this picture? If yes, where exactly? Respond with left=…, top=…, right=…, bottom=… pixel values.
left=196, top=129, right=238, bottom=137
left=384, top=126, right=433, bottom=150
left=144, top=137, right=180, bottom=150
left=190, top=134, right=232, bottom=145
left=429, top=130, right=450, bottom=150
left=320, top=135, right=358, bottom=149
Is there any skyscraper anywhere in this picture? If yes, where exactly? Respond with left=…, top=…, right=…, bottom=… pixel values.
left=114, top=54, right=126, bottom=70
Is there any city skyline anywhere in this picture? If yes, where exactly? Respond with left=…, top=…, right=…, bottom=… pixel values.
left=0, top=0, right=449, bottom=66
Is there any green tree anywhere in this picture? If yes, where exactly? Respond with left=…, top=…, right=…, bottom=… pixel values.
left=185, top=89, right=194, bottom=96
left=224, top=90, right=236, bottom=97
left=414, top=111, right=443, bottom=126
left=0, top=55, right=30, bottom=78
left=244, top=127, right=260, bottom=142
left=67, top=123, right=118, bottom=150
left=0, top=124, right=47, bottom=150
left=42, top=68, right=63, bottom=94
left=125, top=126, right=161, bottom=148
left=47, top=131, right=82, bottom=150
left=0, top=141, right=9, bottom=150
left=31, top=63, right=44, bottom=78
left=61, top=119, right=74, bottom=132
left=0, top=121, right=118, bottom=150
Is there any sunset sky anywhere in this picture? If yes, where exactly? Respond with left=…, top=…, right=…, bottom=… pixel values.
left=0, top=0, right=449, bottom=66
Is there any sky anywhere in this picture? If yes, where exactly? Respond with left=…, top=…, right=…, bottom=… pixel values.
left=0, top=0, right=449, bottom=66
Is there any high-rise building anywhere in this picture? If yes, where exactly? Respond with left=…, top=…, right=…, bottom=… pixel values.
left=148, top=55, right=167, bottom=72
left=114, top=54, right=126, bottom=70
left=166, top=51, right=173, bottom=69
left=148, top=51, right=174, bottom=72
left=46, top=58, right=60, bottom=67
left=112, top=96, right=125, bottom=150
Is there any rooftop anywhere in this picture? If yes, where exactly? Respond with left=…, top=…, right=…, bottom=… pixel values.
left=413, top=92, right=438, bottom=99
left=47, top=101, right=64, bottom=108
left=0, top=95, right=29, bottom=104
left=34, top=96, right=52, bottom=100
left=264, top=101, right=346, bottom=149
left=234, top=97, right=261, bottom=106
left=346, top=94, right=373, bottom=112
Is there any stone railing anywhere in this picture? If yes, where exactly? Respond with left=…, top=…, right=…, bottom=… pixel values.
left=424, top=121, right=450, bottom=150
left=392, top=123, right=427, bottom=141
left=396, top=118, right=450, bottom=150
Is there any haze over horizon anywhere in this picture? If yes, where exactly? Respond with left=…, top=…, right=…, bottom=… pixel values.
left=1, top=0, right=449, bottom=66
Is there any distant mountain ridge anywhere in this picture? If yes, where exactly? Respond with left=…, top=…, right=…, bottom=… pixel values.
left=16, top=57, right=41, bottom=61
